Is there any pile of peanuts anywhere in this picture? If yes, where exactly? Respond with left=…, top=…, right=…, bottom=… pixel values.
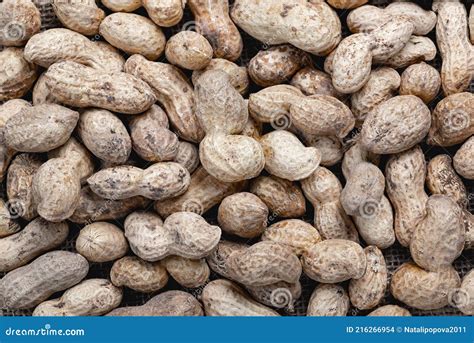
left=0, top=0, right=473, bottom=317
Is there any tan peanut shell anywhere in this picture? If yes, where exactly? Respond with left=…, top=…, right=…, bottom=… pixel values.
left=110, top=256, right=169, bottom=293
left=100, top=13, right=166, bottom=61
left=455, top=270, right=474, bottom=315
left=33, top=279, right=122, bottom=316
left=250, top=175, right=305, bottom=218
left=260, top=130, right=321, bottom=181
left=241, top=110, right=262, bottom=139
left=174, top=141, right=199, bottom=173
left=351, top=67, right=400, bottom=125
left=428, top=92, right=474, bottom=147
left=291, top=95, right=355, bottom=139
left=155, top=166, right=247, bottom=218
left=32, top=73, right=57, bottom=105
left=340, top=162, right=385, bottom=216
left=322, top=39, right=336, bottom=76
left=0, top=251, right=89, bottom=309
left=246, top=281, right=301, bottom=310
left=194, top=70, right=248, bottom=135
left=306, top=284, right=350, bottom=316
left=353, top=195, right=395, bottom=249
left=327, top=0, right=367, bottom=10
left=248, top=45, right=310, bottom=87
left=192, top=58, right=249, bottom=95
left=4, top=103, right=78, bottom=153
left=142, top=0, right=184, bottom=27
left=342, top=143, right=394, bottom=248
left=385, top=146, right=428, bottom=247
left=202, top=279, right=279, bottom=316
left=162, top=256, right=210, bottom=288
left=78, top=108, right=131, bottom=164
left=427, top=154, right=468, bottom=208
left=368, top=305, right=411, bottom=317
left=0, top=146, right=15, bottom=185
left=87, top=162, right=190, bottom=200
left=107, top=290, right=203, bottom=316
left=303, top=134, right=343, bottom=167
left=248, top=85, right=302, bottom=125
left=125, top=54, right=204, bottom=142
left=347, top=3, right=436, bottom=36
left=0, top=98, right=31, bottom=137
left=6, top=153, right=43, bottom=220
left=0, top=0, right=41, bottom=46
left=382, top=36, right=437, bottom=69
left=371, top=20, right=419, bottom=63
left=231, top=0, right=341, bottom=56
left=463, top=210, right=474, bottom=250
left=400, top=62, right=441, bottom=103
left=302, top=239, right=366, bottom=283
left=49, top=137, right=95, bottom=185
left=70, top=186, right=148, bottom=224
left=348, top=246, right=387, bottom=310
left=52, top=0, right=105, bottom=36
left=0, top=198, right=20, bottom=238
left=454, top=136, right=474, bottom=180
left=341, top=140, right=379, bottom=177
left=199, top=132, right=264, bottom=182
left=410, top=195, right=464, bottom=272
left=226, top=241, right=302, bottom=287
left=206, top=240, right=248, bottom=279
left=188, top=0, right=243, bottom=61
left=217, top=192, right=268, bottom=238
left=470, top=5, right=474, bottom=44
left=262, top=219, right=321, bottom=256
left=101, top=0, right=142, bottom=12
left=24, top=28, right=125, bottom=72
left=43, top=60, right=156, bottom=114
left=341, top=142, right=379, bottom=188
left=130, top=105, right=179, bottom=162
left=291, top=67, right=342, bottom=99
left=390, top=262, right=460, bottom=310
left=165, top=31, right=213, bottom=70
left=32, top=154, right=82, bottom=222
left=301, top=167, right=359, bottom=241
left=125, top=211, right=221, bottom=261
left=332, top=17, right=413, bottom=94
left=0, top=217, right=68, bottom=272
left=433, top=0, right=474, bottom=95
left=96, top=41, right=130, bottom=70
left=0, top=47, right=37, bottom=101
left=76, top=222, right=128, bottom=263
left=330, top=33, right=372, bottom=93
left=360, top=95, right=431, bottom=154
